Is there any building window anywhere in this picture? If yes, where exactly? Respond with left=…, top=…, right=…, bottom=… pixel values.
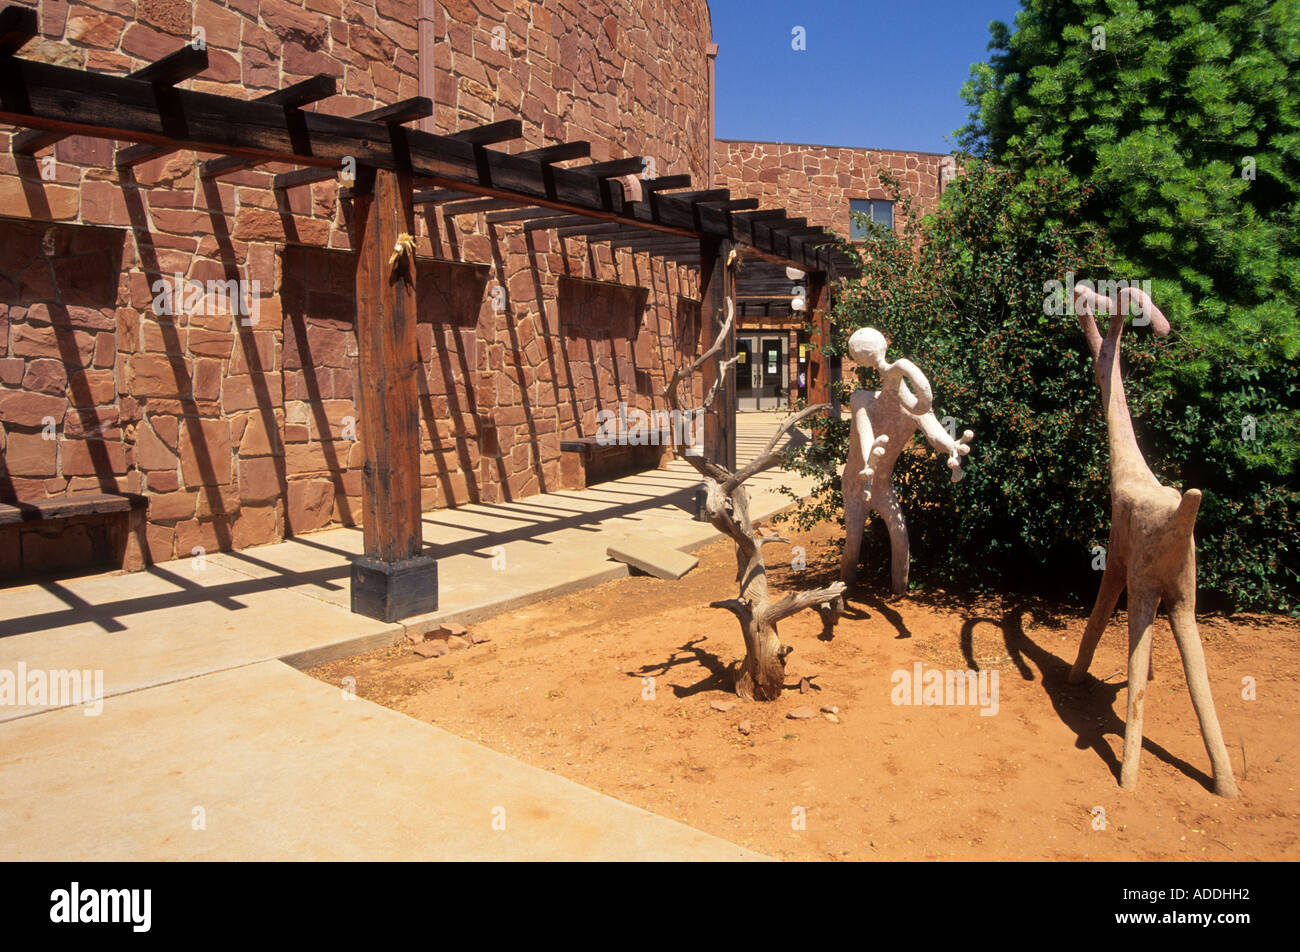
left=849, top=199, right=894, bottom=240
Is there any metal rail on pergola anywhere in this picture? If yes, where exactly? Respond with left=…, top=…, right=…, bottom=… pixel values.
left=0, top=4, right=852, bottom=620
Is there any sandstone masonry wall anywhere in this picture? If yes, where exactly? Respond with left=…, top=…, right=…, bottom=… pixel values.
left=0, top=0, right=714, bottom=576
left=716, top=139, right=950, bottom=239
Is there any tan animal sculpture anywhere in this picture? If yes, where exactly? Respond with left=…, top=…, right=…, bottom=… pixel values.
left=840, top=328, right=973, bottom=593
left=1067, top=283, right=1238, bottom=797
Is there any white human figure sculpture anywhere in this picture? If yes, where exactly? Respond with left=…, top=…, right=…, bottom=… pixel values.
left=840, top=328, right=973, bottom=593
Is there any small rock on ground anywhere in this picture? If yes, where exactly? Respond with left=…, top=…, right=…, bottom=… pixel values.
left=711, top=699, right=737, bottom=712
left=820, top=704, right=839, bottom=714
left=414, top=641, right=450, bottom=658
left=787, top=706, right=816, bottom=719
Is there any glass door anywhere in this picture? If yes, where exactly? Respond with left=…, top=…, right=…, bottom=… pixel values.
left=736, top=335, right=757, bottom=410
left=758, top=336, right=787, bottom=409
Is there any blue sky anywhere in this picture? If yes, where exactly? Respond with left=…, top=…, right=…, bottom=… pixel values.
left=710, top=0, right=1025, bottom=154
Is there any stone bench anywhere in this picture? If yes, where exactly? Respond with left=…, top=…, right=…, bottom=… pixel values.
left=0, top=492, right=148, bottom=580
left=558, top=437, right=667, bottom=490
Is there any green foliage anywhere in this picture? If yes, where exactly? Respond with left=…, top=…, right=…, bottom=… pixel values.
left=956, top=0, right=1300, bottom=483
left=782, top=160, right=1298, bottom=614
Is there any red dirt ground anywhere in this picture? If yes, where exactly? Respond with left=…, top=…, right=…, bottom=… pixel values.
left=308, top=522, right=1299, bottom=861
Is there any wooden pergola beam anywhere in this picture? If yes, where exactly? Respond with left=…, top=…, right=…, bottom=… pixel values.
left=640, top=175, right=692, bottom=193
left=257, top=96, right=430, bottom=185
left=515, top=141, right=590, bottom=163
left=448, top=118, right=522, bottom=145
left=484, top=207, right=574, bottom=224
left=705, top=198, right=760, bottom=211
left=606, top=232, right=697, bottom=249
left=408, top=187, right=473, bottom=203
left=528, top=215, right=616, bottom=234
left=438, top=196, right=527, bottom=215
left=572, top=157, right=647, bottom=178
left=0, top=41, right=828, bottom=270
left=616, top=245, right=700, bottom=258
left=21, top=45, right=209, bottom=158
left=554, top=222, right=632, bottom=239
left=664, top=188, right=730, bottom=204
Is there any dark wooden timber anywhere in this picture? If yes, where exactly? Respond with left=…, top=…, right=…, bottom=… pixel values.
left=0, top=26, right=831, bottom=270
left=447, top=118, right=521, bottom=145
left=485, top=206, right=583, bottom=224
left=699, top=237, right=736, bottom=472
left=238, top=96, right=427, bottom=182
left=349, top=164, right=437, bottom=621
left=705, top=198, right=759, bottom=211
left=437, top=196, right=527, bottom=215
left=515, top=141, right=590, bottom=163
left=128, top=45, right=209, bottom=84
left=572, top=157, right=646, bottom=178
left=529, top=215, right=622, bottom=233
left=22, top=45, right=209, bottom=158
left=640, top=175, right=692, bottom=193
left=406, top=186, right=473, bottom=203
left=606, top=232, right=698, bottom=249
left=667, top=189, right=731, bottom=204
left=806, top=270, right=832, bottom=412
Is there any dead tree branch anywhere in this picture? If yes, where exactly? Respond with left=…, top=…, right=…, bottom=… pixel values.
left=661, top=272, right=846, bottom=700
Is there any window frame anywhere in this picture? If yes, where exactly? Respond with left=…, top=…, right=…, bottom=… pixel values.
left=848, top=198, right=895, bottom=241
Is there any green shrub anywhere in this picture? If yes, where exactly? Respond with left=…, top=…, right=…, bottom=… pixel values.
left=781, top=158, right=1299, bottom=615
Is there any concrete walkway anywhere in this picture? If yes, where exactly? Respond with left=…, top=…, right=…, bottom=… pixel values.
left=0, top=412, right=808, bottom=860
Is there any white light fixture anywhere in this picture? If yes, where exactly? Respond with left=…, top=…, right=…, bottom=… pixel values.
left=785, top=267, right=806, bottom=281
left=791, top=296, right=807, bottom=312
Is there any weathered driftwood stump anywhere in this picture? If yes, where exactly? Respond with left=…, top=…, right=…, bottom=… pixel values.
left=664, top=298, right=846, bottom=701
left=840, top=327, right=973, bottom=593
left=1067, top=283, right=1238, bottom=797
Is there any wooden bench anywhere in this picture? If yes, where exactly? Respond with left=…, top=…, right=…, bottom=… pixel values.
left=0, top=492, right=148, bottom=579
left=559, top=437, right=667, bottom=490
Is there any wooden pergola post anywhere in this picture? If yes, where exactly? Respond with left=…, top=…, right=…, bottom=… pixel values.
left=699, top=236, right=736, bottom=473
left=806, top=271, right=839, bottom=418
left=349, top=164, right=438, bottom=621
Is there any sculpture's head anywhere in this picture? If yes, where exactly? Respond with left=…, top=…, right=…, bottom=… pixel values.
left=848, top=327, right=888, bottom=369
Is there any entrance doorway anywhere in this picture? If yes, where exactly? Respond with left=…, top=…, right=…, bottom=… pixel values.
left=736, top=332, right=787, bottom=410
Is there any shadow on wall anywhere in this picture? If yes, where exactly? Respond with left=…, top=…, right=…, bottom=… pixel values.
left=0, top=218, right=136, bottom=579
left=280, top=245, right=490, bottom=535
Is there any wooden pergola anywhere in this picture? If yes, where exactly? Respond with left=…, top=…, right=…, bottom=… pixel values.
left=0, top=5, right=853, bottom=620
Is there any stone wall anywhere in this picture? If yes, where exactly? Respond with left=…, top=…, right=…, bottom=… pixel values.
left=715, top=139, right=951, bottom=239
left=717, top=140, right=955, bottom=402
left=0, top=0, right=715, bottom=578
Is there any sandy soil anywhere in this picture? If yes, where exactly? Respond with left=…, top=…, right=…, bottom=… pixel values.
left=308, top=521, right=1299, bottom=861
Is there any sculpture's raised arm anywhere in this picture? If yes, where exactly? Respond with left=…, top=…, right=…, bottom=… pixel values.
left=886, top=357, right=934, bottom=417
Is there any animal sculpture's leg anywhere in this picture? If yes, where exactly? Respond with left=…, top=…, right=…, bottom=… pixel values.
left=1167, top=595, right=1239, bottom=798
left=1069, top=559, right=1127, bottom=683
left=1119, top=588, right=1160, bottom=791
left=876, top=485, right=910, bottom=595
